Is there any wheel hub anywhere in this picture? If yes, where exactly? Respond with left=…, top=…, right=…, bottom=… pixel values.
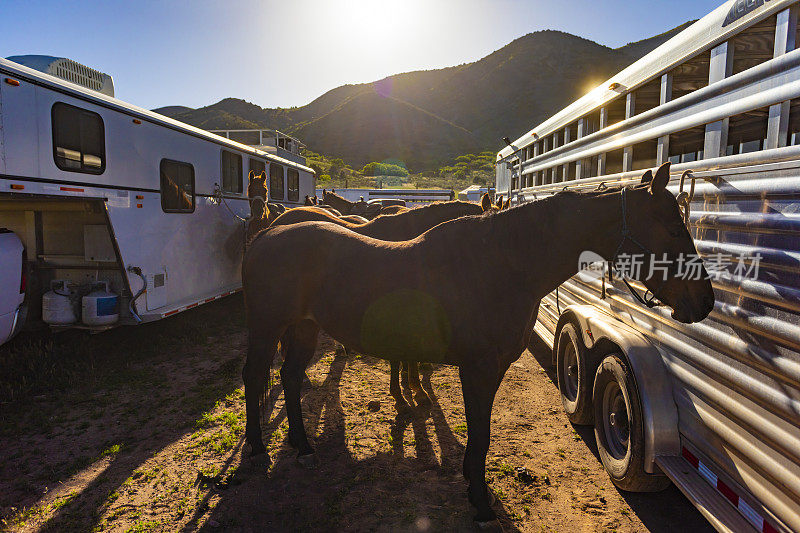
left=562, top=343, right=579, bottom=402
left=602, top=382, right=630, bottom=459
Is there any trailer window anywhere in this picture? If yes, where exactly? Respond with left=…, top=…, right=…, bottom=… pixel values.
left=726, top=106, right=770, bottom=155
left=581, top=155, right=599, bottom=179
left=668, top=124, right=705, bottom=163
left=220, top=151, right=243, bottom=194
left=51, top=102, right=105, bottom=174
left=270, top=164, right=285, bottom=200
left=287, top=169, right=300, bottom=201
left=631, top=78, right=661, bottom=117
left=249, top=158, right=266, bottom=176
left=566, top=121, right=578, bottom=143
left=605, top=97, right=626, bottom=128
left=787, top=99, right=800, bottom=145
left=566, top=161, right=577, bottom=181
left=605, top=148, right=624, bottom=175
left=731, top=14, right=778, bottom=76
left=670, top=50, right=711, bottom=101
left=631, top=139, right=658, bottom=170
left=160, top=159, right=195, bottom=213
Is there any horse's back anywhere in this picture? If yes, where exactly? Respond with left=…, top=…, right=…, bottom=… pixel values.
left=269, top=207, right=346, bottom=229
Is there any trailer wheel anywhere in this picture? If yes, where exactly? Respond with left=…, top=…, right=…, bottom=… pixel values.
left=593, top=354, right=670, bottom=492
left=556, top=322, right=594, bottom=425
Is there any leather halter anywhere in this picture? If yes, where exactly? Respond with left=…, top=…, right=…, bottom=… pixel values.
left=610, top=187, right=667, bottom=308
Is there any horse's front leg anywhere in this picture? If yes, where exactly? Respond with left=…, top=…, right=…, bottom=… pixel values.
left=459, top=364, right=502, bottom=526
left=389, top=361, right=411, bottom=412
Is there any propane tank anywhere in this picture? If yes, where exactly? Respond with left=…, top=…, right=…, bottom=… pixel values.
left=42, top=280, right=77, bottom=325
left=81, top=281, right=119, bottom=326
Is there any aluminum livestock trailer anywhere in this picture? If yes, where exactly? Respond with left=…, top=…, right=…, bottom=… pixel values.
left=0, top=55, right=315, bottom=343
left=497, top=1, right=800, bottom=531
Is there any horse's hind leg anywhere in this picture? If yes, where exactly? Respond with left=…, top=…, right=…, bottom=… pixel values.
left=280, top=320, right=320, bottom=464
left=243, top=329, right=281, bottom=461
left=407, top=362, right=431, bottom=406
left=390, top=361, right=411, bottom=412
left=460, top=364, right=501, bottom=525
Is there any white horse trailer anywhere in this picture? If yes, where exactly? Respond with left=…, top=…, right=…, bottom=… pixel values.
left=498, top=1, right=800, bottom=531
left=0, top=56, right=315, bottom=341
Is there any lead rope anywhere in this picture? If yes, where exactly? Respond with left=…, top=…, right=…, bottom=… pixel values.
left=214, top=184, right=249, bottom=223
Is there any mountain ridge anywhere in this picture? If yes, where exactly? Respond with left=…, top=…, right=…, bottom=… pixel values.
left=154, top=22, right=693, bottom=170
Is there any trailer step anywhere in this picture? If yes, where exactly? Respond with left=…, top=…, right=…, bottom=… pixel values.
left=657, top=455, right=758, bottom=533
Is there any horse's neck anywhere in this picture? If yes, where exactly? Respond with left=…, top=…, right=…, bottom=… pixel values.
left=489, top=192, right=622, bottom=296
left=328, top=195, right=353, bottom=212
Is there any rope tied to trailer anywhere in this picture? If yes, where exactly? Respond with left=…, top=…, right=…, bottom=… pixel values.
left=213, top=184, right=248, bottom=223
left=676, top=170, right=696, bottom=227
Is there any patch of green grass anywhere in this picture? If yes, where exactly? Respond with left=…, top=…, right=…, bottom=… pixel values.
left=7, top=491, right=76, bottom=529
left=125, top=519, right=161, bottom=533
left=100, top=444, right=122, bottom=458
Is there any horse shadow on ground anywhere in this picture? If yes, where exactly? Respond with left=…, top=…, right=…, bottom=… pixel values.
left=526, top=335, right=713, bottom=533
left=187, top=353, right=522, bottom=532
left=6, top=327, right=246, bottom=531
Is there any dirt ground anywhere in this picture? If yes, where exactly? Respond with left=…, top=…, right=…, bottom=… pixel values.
left=0, top=295, right=713, bottom=532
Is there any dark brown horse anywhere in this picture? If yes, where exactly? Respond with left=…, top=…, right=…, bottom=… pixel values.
left=264, top=196, right=497, bottom=409
left=242, top=163, right=714, bottom=526
left=322, top=190, right=409, bottom=219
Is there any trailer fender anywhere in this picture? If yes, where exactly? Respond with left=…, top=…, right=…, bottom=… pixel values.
left=557, top=305, right=680, bottom=473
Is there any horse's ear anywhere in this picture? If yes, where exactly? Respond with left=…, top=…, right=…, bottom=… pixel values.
left=259, top=171, right=267, bottom=179
left=640, top=169, right=653, bottom=185
left=503, top=198, right=511, bottom=210
left=248, top=170, right=255, bottom=180
left=650, top=162, right=671, bottom=194
left=496, top=196, right=503, bottom=208
left=481, top=193, right=492, bottom=212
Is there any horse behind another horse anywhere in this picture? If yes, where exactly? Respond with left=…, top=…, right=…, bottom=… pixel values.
left=242, top=163, right=714, bottom=526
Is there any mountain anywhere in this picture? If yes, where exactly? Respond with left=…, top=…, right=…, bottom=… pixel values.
left=154, top=22, right=690, bottom=170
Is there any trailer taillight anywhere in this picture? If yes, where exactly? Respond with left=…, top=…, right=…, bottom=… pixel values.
left=20, top=250, right=26, bottom=294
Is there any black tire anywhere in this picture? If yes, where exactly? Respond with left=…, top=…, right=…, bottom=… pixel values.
left=593, top=355, right=670, bottom=492
left=556, top=322, right=594, bottom=425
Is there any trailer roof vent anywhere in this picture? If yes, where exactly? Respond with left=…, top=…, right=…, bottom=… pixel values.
left=5, top=55, right=114, bottom=97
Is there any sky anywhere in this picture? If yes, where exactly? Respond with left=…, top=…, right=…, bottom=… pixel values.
left=1, top=0, right=725, bottom=111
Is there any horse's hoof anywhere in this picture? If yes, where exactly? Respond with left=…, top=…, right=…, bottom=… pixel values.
left=474, top=519, right=503, bottom=532
left=248, top=452, right=271, bottom=471
left=296, top=453, right=319, bottom=469
left=246, top=441, right=267, bottom=458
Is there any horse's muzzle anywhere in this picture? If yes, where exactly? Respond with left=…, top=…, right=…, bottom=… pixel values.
left=671, top=294, right=715, bottom=323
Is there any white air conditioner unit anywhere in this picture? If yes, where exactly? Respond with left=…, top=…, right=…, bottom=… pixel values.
left=6, top=55, right=114, bottom=97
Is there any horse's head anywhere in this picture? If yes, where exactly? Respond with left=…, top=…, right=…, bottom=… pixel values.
left=618, top=163, right=714, bottom=323
left=248, top=171, right=267, bottom=200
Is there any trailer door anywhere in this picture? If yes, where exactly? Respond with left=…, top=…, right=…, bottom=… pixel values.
left=0, top=74, right=39, bottom=177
